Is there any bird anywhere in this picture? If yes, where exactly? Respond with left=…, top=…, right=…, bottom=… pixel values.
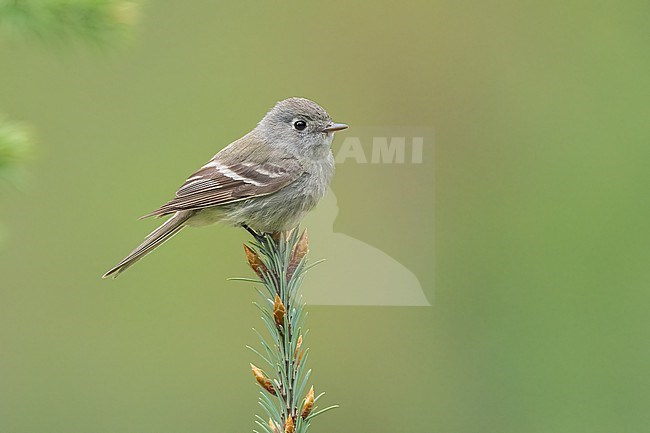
left=102, top=97, right=348, bottom=278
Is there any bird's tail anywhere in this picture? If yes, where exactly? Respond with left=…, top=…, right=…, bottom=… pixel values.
left=102, top=211, right=194, bottom=279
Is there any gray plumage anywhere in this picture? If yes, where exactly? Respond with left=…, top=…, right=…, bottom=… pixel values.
left=103, top=97, right=347, bottom=278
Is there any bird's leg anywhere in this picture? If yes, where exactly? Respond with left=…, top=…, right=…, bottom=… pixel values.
left=242, top=224, right=267, bottom=244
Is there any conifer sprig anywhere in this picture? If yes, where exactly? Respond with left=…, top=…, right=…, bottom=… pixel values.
left=0, top=0, right=138, bottom=45
left=242, top=229, right=337, bottom=433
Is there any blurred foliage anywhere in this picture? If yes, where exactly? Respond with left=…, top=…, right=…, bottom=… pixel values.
left=0, top=0, right=139, bottom=178
left=0, top=116, right=32, bottom=185
left=0, top=0, right=139, bottom=237
left=0, top=0, right=138, bottom=45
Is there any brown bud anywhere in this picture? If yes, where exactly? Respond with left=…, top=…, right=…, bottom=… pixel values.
left=292, top=230, right=309, bottom=262
left=301, top=386, right=315, bottom=419
left=288, top=230, right=309, bottom=279
left=296, top=350, right=305, bottom=368
left=273, top=295, right=286, bottom=327
left=270, top=231, right=285, bottom=244
left=293, top=335, right=303, bottom=361
left=284, top=415, right=295, bottom=433
left=269, top=418, right=280, bottom=433
left=243, top=244, right=268, bottom=279
left=250, top=363, right=276, bottom=396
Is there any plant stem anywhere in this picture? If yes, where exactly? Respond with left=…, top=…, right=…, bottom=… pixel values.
left=243, top=229, right=336, bottom=433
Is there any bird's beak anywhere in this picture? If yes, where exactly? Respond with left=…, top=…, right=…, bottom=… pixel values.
left=323, top=122, right=348, bottom=133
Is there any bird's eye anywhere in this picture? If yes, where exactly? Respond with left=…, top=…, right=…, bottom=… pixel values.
left=293, top=120, right=307, bottom=131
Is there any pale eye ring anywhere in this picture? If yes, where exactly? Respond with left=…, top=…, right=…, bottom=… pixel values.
left=293, top=120, right=307, bottom=131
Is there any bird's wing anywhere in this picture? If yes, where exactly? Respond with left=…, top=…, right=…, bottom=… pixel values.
left=143, top=157, right=304, bottom=218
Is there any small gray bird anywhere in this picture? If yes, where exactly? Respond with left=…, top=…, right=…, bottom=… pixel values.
left=103, top=97, right=347, bottom=278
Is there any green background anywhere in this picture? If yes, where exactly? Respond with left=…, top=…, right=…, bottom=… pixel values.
left=1, top=1, right=649, bottom=432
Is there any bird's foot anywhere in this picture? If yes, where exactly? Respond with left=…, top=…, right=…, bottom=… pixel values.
left=242, top=224, right=267, bottom=244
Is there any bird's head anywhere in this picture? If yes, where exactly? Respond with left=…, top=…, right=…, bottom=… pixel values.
left=257, top=97, right=348, bottom=158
